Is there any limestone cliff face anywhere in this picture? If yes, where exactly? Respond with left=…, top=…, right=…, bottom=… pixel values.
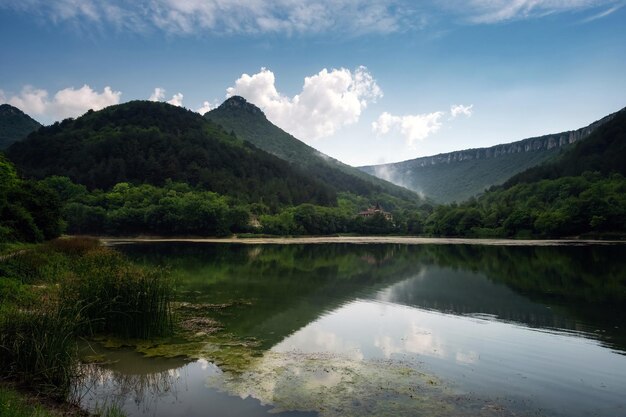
left=372, top=112, right=617, bottom=170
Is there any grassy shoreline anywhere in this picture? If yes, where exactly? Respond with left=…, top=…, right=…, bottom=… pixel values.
left=0, top=237, right=174, bottom=417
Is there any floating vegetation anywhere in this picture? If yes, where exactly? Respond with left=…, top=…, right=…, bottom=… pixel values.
left=207, top=351, right=518, bottom=417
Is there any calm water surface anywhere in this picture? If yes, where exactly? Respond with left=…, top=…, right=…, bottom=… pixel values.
left=78, top=243, right=626, bottom=417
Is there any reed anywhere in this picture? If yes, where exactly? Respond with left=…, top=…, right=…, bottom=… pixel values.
left=0, top=237, right=173, bottom=403
left=62, top=247, right=173, bottom=339
left=0, top=305, right=78, bottom=400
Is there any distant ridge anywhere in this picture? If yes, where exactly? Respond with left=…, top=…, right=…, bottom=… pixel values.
left=0, top=104, right=41, bottom=149
left=206, top=96, right=422, bottom=204
left=359, top=108, right=622, bottom=203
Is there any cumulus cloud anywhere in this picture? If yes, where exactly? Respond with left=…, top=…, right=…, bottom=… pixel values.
left=438, top=0, right=621, bottom=23
left=373, top=111, right=444, bottom=148
left=2, top=84, right=120, bottom=120
left=0, top=0, right=418, bottom=36
left=148, top=88, right=184, bottom=107
left=196, top=101, right=214, bottom=115
left=149, top=87, right=166, bottom=102
left=167, top=93, right=184, bottom=107
left=450, top=104, right=473, bottom=118
left=226, top=66, right=382, bottom=140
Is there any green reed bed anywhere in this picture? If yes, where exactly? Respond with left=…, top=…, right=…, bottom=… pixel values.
left=0, top=237, right=173, bottom=403
left=64, top=248, right=173, bottom=339
left=0, top=307, right=78, bottom=400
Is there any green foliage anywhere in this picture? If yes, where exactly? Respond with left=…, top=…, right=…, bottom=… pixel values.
left=62, top=247, right=173, bottom=339
left=0, top=155, right=64, bottom=243
left=0, top=306, right=78, bottom=399
left=53, top=179, right=253, bottom=236
left=505, top=109, right=626, bottom=187
left=0, top=104, right=41, bottom=150
left=0, top=238, right=173, bottom=399
left=6, top=101, right=336, bottom=209
left=423, top=173, right=626, bottom=238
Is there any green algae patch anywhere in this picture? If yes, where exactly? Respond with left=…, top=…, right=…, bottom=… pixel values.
left=207, top=351, right=518, bottom=417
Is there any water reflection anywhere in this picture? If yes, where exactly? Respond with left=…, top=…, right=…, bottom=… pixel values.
left=119, top=242, right=626, bottom=353
left=84, top=242, right=626, bottom=417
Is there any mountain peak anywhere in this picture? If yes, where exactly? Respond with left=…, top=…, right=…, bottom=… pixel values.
left=0, top=103, right=42, bottom=150
left=218, top=96, right=266, bottom=118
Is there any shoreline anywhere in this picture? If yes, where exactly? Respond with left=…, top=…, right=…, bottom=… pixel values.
left=98, top=236, right=624, bottom=246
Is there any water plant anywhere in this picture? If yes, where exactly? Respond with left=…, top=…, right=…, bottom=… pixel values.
left=0, top=305, right=78, bottom=399
left=0, top=237, right=173, bottom=403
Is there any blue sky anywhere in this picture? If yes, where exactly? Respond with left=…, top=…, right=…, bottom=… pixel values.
left=1, top=0, right=625, bottom=166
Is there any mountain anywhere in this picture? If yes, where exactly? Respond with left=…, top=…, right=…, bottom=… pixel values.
left=5, top=101, right=337, bottom=209
left=0, top=104, right=41, bottom=149
left=359, top=109, right=621, bottom=203
left=205, top=96, right=421, bottom=204
left=504, top=107, right=626, bottom=187
left=423, top=109, right=626, bottom=238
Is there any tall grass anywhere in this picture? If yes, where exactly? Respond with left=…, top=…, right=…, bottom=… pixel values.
left=0, top=237, right=173, bottom=402
left=63, top=247, right=173, bottom=339
left=0, top=306, right=78, bottom=399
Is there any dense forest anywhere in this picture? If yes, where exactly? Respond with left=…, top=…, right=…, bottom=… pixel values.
left=424, top=109, right=626, bottom=238
left=0, top=154, right=62, bottom=242
left=1, top=101, right=624, bottom=241
left=0, top=104, right=41, bottom=150
left=6, top=101, right=337, bottom=210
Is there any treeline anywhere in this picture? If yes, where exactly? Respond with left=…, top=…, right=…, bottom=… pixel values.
left=41, top=176, right=430, bottom=236
left=0, top=154, right=63, bottom=243
left=425, top=173, right=625, bottom=238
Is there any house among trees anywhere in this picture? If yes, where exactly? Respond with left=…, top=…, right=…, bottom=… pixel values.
left=358, top=203, right=392, bottom=221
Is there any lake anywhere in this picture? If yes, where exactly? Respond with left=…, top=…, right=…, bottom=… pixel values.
left=77, top=241, right=626, bottom=417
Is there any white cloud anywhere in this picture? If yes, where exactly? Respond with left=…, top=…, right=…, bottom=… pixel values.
left=52, top=85, right=121, bottom=118
left=226, top=66, right=382, bottom=140
left=7, top=86, right=49, bottom=115
left=167, top=92, right=184, bottom=107
left=373, top=110, right=444, bottom=148
left=0, top=0, right=418, bottom=36
left=579, top=3, right=624, bottom=22
left=450, top=104, right=473, bottom=118
left=149, top=87, right=166, bottom=102
left=3, top=84, right=120, bottom=120
left=438, top=0, right=621, bottom=23
left=148, top=88, right=184, bottom=107
left=196, top=101, right=214, bottom=114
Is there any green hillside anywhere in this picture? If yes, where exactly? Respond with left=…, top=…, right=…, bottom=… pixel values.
left=0, top=104, right=41, bottom=149
left=360, top=109, right=620, bottom=203
left=422, top=109, right=626, bottom=238
left=504, top=108, right=626, bottom=186
left=5, top=101, right=336, bottom=209
left=205, top=96, right=421, bottom=203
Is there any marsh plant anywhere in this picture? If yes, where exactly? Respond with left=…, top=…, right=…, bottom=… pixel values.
left=63, top=247, right=173, bottom=339
left=0, top=237, right=173, bottom=400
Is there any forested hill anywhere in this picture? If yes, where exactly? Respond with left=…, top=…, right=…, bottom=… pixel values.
left=5, top=101, right=336, bottom=208
left=423, top=107, right=626, bottom=238
left=0, top=104, right=41, bottom=149
left=359, top=108, right=621, bottom=203
left=205, top=96, right=421, bottom=203
left=503, top=107, right=626, bottom=187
